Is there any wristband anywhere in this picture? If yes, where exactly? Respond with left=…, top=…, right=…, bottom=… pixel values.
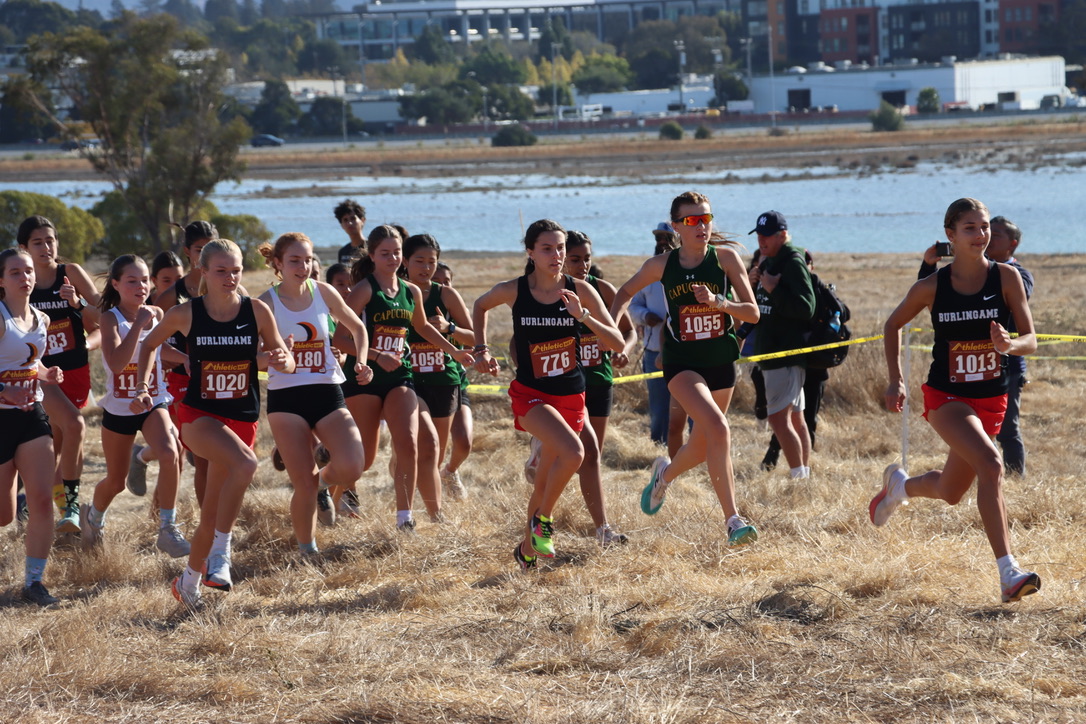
left=136, top=381, right=150, bottom=391
left=472, top=344, right=489, bottom=352
left=577, top=309, right=591, bottom=323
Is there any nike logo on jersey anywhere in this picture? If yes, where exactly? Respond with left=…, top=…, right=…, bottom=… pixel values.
left=52, top=289, right=60, bottom=295
left=236, top=324, right=248, bottom=330
left=983, top=294, right=996, bottom=301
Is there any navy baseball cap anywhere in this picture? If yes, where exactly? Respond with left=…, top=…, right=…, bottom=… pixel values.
left=749, top=210, right=787, bottom=236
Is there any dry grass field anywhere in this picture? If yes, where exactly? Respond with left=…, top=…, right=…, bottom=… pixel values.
left=2, top=250, right=1085, bottom=723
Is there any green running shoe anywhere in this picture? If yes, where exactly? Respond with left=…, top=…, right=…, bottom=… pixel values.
left=530, top=514, right=555, bottom=557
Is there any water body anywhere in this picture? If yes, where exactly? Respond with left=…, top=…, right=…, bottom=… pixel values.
left=6, top=157, right=1084, bottom=256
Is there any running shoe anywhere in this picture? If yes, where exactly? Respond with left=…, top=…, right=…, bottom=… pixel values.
left=869, top=463, right=909, bottom=527
left=317, top=489, right=336, bottom=527
left=79, top=503, right=104, bottom=550
left=203, top=553, right=232, bottom=591
left=56, top=505, right=80, bottom=534
left=1001, top=567, right=1041, bottom=603
left=15, top=493, right=28, bottom=523
left=596, top=524, right=629, bottom=548
left=523, top=437, right=542, bottom=485
left=126, top=444, right=148, bottom=496
left=339, top=489, right=362, bottom=519
left=727, top=516, right=759, bottom=546
left=513, top=543, right=537, bottom=571
left=314, top=444, right=331, bottom=468
left=442, top=468, right=467, bottom=501
left=171, top=576, right=201, bottom=608
left=396, top=517, right=416, bottom=533
left=640, top=456, right=671, bottom=515
left=272, top=446, right=286, bottom=472
left=530, top=513, right=555, bottom=557
left=156, top=524, right=191, bottom=558
left=22, top=581, right=59, bottom=607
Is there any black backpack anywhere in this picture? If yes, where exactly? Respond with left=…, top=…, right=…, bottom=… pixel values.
left=804, top=272, right=851, bottom=369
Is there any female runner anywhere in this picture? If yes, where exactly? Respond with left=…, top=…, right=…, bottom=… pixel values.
left=150, top=221, right=225, bottom=506
left=870, top=197, right=1040, bottom=603
left=473, top=219, right=624, bottom=569
left=18, top=215, right=101, bottom=534
left=401, top=234, right=475, bottom=502
left=432, top=262, right=474, bottom=495
left=133, top=239, right=293, bottom=607
left=610, top=191, right=761, bottom=545
left=80, top=255, right=188, bottom=557
left=0, top=247, right=65, bottom=605
left=258, top=232, right=370, bottom=555
left=148, top=251, right=184, bottom=305
left=334, top=225, right=473, bottom=530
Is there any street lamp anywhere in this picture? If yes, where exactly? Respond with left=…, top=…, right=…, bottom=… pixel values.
left=467, top=71, right=488, bottom=133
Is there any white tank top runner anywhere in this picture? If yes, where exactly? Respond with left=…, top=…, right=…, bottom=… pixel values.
left=0, top=300, right=48, bottom=409
left=100, top=307, right=171, bottom=416
left=267, top=279, right=346, bottom=390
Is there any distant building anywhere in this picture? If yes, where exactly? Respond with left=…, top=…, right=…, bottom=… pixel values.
left=749, top=54, right=1067, bottom=112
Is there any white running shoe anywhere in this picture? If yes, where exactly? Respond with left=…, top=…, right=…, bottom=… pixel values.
left=156, top=524, right=191, bottom=558
left=80, top=503, right=104, bottom=550
left=204, top=553, right=232, bottom=591
left=596, top=524, right=629, bottom=548
left=1001, top=567, right=1041, bottom=603
left=317, top=489, right=337, bottom=526
left=869, top=463, right=909, bottom=527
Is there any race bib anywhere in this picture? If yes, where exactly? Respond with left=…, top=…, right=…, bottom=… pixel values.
left=579, top=333, right=602, bottom=368
left=678, top=304, right=726, bottom=341
left=0, top=368, right=39, bottom=398
left=113, top=362, right=159, bottom=399
left=530, top=336, right=576, bottom=379
left=46, top=318, right=76, bottom=355
left=410, top=340, right=445, bottom=373
left=373, top=324, right=407, bottom=357
left=948, top=340, right=1001, bottom=383
left=200, top=360, right=250, bottom=400
left=291, top=339, right=326, bottom=374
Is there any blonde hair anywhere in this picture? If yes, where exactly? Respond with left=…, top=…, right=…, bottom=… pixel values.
left=197, top=239, right=243, bottom=296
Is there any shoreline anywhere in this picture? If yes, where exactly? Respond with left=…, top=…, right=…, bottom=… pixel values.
left=4, top=119, right=1084, bottom=183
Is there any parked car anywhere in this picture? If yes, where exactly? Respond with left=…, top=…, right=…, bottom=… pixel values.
left=60, top=138, right=101, bottom=151
left=251, top=134, right=285, bottom=147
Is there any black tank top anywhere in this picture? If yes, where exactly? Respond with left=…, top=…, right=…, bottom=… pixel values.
left=927, top=262, right=1011, bottom=399
left=512, top=275, right=584, bottom=396
left=166, top=276, right=194, bottom=375
left=182, top=296, right=260, bottom=421
left=29, top=263, right=88, bottom=369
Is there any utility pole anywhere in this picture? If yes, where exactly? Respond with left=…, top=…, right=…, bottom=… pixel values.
left=674, top=39, right=685, bottom=113
left=768, top=32, right=777, bottom=128
left=551, top=42, right=558, bottom=131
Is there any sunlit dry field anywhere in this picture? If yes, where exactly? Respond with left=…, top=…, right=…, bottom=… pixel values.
left=2, top=251, right=1084, bottom=723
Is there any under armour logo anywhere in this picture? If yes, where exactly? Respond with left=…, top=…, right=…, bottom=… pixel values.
left=686, top=275, right=694, bottom=280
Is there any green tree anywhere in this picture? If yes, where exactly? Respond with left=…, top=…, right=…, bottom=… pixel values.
left=659, top=120, right=684, bottom=140
left=461, top=44, right=526, bottom=85
left=163, top=0, right=207, bottom=30
left=713, top=71, right=748, bottom=104
left=485, top=84, right=534, bottom=121
left=250, top=79, right=302, bottom=135
left=412, top=23, right=456, bottom=65
left=239, top=0, right=259, bottom=25
left=204, top=0, right=238, bottom=24
left=917, top=87, right=940, bottom=114
left=537, top=83, right=573, bottom=108
left=25, top=13, right=251, bottom=253
left=629, top=46, right=675, bottom=90
left=571, top=54, right=632, bottom=95
left=0, top=76, right=54, bottom=143
left=211, top=212, right=271, bottom=269
left=0, top=191, right=103, bottom=264
left=0, top=0, right=82, bottom=43
left=537, top=16, right=572, bottom=63
left=870, top=100, right=905, bottom=132
left=297, top=96, right=364, bottom=136
left=492, top=124, right=537, bottom=147
left=400, top=83, right=475, bottom=126
left=297, top=38, right=351, bottom=75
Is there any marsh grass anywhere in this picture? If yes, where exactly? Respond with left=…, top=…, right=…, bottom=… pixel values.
left=2, top=253, right=1084, bottom=722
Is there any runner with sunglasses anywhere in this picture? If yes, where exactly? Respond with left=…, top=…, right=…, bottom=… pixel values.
left=611, top=192, right=762, bottom=545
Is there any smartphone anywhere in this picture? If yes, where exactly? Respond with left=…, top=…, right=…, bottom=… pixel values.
left=935, top=241, right=953, bottom=257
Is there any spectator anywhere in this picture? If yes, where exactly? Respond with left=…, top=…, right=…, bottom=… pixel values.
left=334, top=199, right=367, bottom=266
left=629, top=223, right=677, bottom=447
